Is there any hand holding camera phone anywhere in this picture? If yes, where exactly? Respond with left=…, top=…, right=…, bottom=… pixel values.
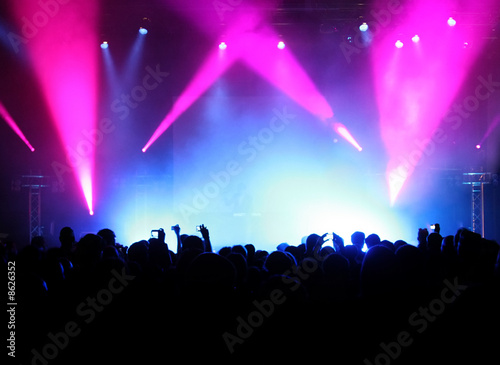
left=430, top=223, right=440, bottom=234
left=151, top=228, right=165, bottom=241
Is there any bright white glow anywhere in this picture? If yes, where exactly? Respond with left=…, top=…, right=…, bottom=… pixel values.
left=388, top=165, right=408, bottom=206
left=100, top=41, right=108, bottom=49
left=476, top=144, right=481, bottom=149
left=359, top=22, right=369, bottom=32
left=113, top=96, right=413, bottom=251
left=395, top=40, right=404, bottom=48
left=334, top=123, right=363, bottom=151
left=219, top=41, right=227, bottom=50
left=447, top=17, right=456, bottom=27
left=80, top=169, right=94, bottom=218
left=277, top=41, right=285, bottom=50
left=412, top=35, right=420, bottom=43
left=139, top=27, right=148, bottom=35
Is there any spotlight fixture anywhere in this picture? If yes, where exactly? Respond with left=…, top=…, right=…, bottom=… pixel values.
left=138, top=17, right=151, bottom=35
left=277, top=40, right=285, bottom=49
left=100, top=41, right=109, bottom=49
left=412, top=34, right=420, bottom=43
left=395, top=40, right=403, bottom=48
left=359, top=22, right=369, bottom=32
left=447, top=17, right=456, bottom=27
left=219, top=41, right=227, bottom=50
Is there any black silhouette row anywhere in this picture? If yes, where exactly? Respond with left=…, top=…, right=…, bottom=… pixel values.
left=2, top=223, right=499, bottom=365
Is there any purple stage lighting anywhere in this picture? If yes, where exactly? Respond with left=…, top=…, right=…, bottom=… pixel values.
left=359, top=22, right=369, bottom=32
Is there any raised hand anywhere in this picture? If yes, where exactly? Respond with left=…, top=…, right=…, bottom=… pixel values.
left=172, top=224, right=182, bottom=254
left=172, top=224, right=180, bottom=236
left=198, top=224, right=213, bottom=253
left=199, top=224, right=209, bottom=240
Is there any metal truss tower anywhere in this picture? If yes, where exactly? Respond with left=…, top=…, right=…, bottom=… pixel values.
left=463, top=172, right=492, bottom=237
left=20, top=175, right=50, bottom=242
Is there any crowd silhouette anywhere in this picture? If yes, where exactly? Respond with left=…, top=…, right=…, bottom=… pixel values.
left=2, top=223, right=499, bottom=364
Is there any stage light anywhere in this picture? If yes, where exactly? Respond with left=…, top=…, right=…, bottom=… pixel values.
left=219, top=41, right=227, bottom=50
left=277, top=40, right=285, bottom=49
left=395, top=40, right=404, bottom=48
left=387, top=165, right=407, bottom=206
left=80, top=170, right=94, bottom=216
left=122, top=31, right=148, bottom=87
left=101, top=41, right=108, bottom=49
left=477, top=116, right=499, bottom=150
left=412, top=35, right=420, bottom=43
left=240, top=29, right=333, bottom=121
left=0, top=101, right=36, bottom=151
left=102, top=39, right=122, bottom=97
left=359, top=22, right=369, bottom=32
left=12, top=0, right=99, bottom=215
left=143, top=15, right=335, bottom=152
left=139, top=17, right=151, bottom=35
left=142, top=45, right=237, bottom=152
left=372, top=0, right=494, bottom=205
left=332, top=122, right=363, bottom=152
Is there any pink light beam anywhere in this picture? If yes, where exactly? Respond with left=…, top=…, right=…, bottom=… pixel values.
left=332, top=122, right=363, bottom=151
left=142, top=43, right=238, bottom=152
left=372, top=0, right=496, bottom=205
left=238, top=28, right=334, bottom=122
left=478, top=115, right=500, bottom=146
left=11, top=0, right=99, bottom=214
left=0, top=101, right=35, bottom=151
left=144, top=2, right=361, bottom=152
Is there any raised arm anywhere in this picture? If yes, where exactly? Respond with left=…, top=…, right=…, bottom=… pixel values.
left=172, top=224, right=182, bottom=254
left=199, top=224, right=212, bottom=253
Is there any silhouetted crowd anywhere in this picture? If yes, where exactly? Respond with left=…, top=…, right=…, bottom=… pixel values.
left=2, top=224, right=500, bottom=364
